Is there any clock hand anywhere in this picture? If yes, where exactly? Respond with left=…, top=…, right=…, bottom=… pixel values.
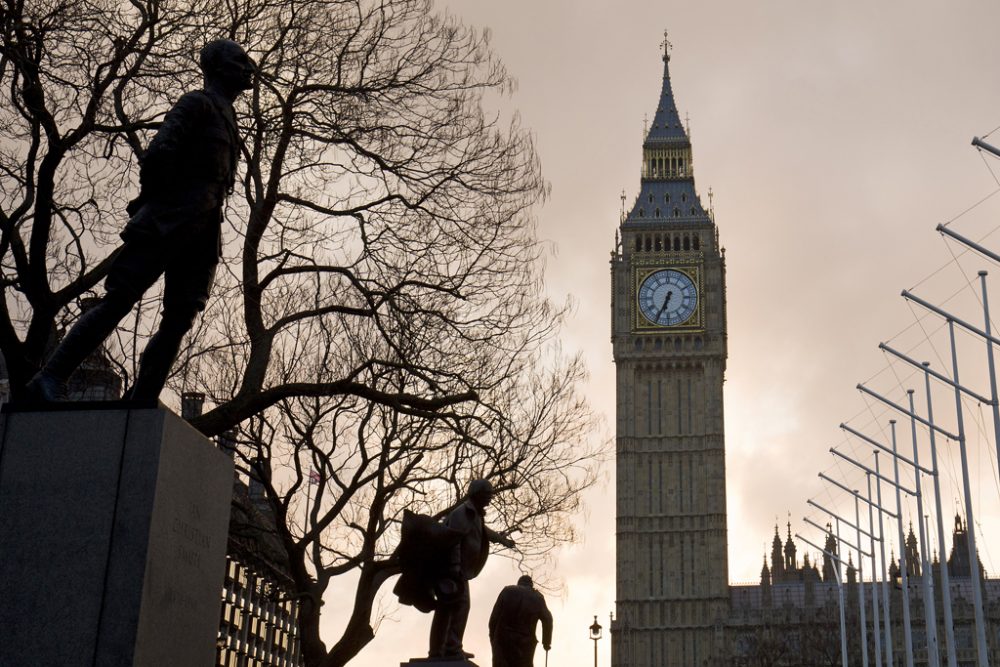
left=655, top=291, right=673, bottom=323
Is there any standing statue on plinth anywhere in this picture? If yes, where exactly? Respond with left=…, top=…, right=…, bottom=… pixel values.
left=26, top=39, right=254, bottom=402
left=394, top=479, right=515, bottom=661
left=489, top=575, right=553, bottom=667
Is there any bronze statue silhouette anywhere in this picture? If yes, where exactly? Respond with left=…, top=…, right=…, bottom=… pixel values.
left=393, top=479, right=515, bottom=661
left=489, top=575, right=553, bottom=667
left=26, top=39, right=254, bottom=402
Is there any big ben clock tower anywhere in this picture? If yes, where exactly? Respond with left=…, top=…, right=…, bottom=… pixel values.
left=611, top=37, right=729, bottom=667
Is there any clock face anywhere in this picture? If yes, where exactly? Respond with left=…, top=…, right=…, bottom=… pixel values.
left=638, top=269, right=698, bottom=326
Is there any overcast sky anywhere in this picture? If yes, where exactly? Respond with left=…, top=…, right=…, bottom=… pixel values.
left=334, top=2, right=1000, bottom=665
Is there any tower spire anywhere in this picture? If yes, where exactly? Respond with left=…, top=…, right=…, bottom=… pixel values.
left=620, top=37, right=712, bottom=224
left=643, top=40, right=688, bottom=147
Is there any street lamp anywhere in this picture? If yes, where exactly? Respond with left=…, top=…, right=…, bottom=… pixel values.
left=589, top=615, right=603, bottom=667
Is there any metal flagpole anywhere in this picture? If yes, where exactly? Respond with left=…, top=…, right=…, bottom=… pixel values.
left=923, top=362, right=957, bottom=667
left=972, top=135, right=1000, bottom=158
left=874, top=454, right=894, bottom=667
left=827, top=451, right=899, bottom=667
left=855, top=494, right=870, bottom=667
left=902, top=281, right=1000, bottom=489
left=807, top=499, right=877, bottom=540
left=907, top=389, right=940, bottom=667
left=803, top=516, right=872, bottom=556
left=815, top=469, right=889, bottom=664
left=835, top=519, right=850, bottom=667
left=947, top=320, right=990, bottom=667
left=866, top=472, right=883, bottom=667
left=797, top=532, right=849, bottom=667
left=844, top=379, right=961, bottom=667
left=888, top=422, right=915, bottom=667
left=979, top=271, right=1000, bottom=492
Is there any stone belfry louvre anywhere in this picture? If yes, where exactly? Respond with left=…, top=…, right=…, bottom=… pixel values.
left=610, top=38, right=729, bottom=667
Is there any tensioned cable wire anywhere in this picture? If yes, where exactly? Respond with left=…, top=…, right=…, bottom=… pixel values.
left=974, top=401, right=1000, bottom=508
left=969, top=403, right=1000, bottom=542
left=937, top=187, right=1000, bottom=231
left=926, top=236, right=1000, bottom=507
left=807, top=147, right=1000, bottom=567
left=939, top=231, right=1000, bottom=334
left=978, top=149, right=1000, bottom=189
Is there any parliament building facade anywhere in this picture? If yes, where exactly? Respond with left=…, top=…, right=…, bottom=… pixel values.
left=609, top=41, right=1000, bottom=666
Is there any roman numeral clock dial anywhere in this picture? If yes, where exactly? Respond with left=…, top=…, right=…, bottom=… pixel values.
left=637, top=269, right=698, bottom=327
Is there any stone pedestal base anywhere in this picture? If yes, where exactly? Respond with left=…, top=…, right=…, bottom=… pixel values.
left=0, top=406, right=234, bottom=667
left=401, top=657, right=479, bottom=667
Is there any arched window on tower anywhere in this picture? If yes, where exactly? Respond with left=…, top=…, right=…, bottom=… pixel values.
left=654, top=235, right=662, bottom=251
left=683, top=236, right=690, bottom=251
left=665, top=193, right=671, bottom=203
left=655, top=208, right=661, bottom=218
left=673, top=237, right=681, bottom=251
left=645, top=236, right=652, bottom=252
left=639, top=208, right=645, bottom=217
left=635, top=236, right=642, bottom=252
left=693, top=235, right=700, bottom=250
left=673, top=208, right=680, bottom=218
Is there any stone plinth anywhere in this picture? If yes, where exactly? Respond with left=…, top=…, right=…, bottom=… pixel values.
left=401, top=659, right=479, bottom=667
left=0, top=405, right=234, bottom=667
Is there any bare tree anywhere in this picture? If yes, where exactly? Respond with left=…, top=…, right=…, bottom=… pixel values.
left=0, top=1, right=602, bottom=665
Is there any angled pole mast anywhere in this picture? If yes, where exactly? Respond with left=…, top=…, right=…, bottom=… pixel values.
left=888, top=422, right=916, bottom=667
left=854, top=493, right=870, bottom=667
left=923, top=362, right=957, bottom=667
left=906, top=390, right=940, bottom=667
left=866, top=472, right=883, bottom=667
left=797, top=532, right=849, bottom=667
left=946, top=320, right=989, bottom=666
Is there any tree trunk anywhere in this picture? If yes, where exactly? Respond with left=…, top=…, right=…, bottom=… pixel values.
left=323, top=562, right=401, bottom=667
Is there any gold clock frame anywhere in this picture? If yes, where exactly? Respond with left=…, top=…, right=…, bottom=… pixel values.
left=631, top=260, right=704, bottom=333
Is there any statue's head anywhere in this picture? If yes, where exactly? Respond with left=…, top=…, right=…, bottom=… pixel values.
left=467, top=478, right=494, bottom=510
left=517, top=574, right=533, bottom=588
left=200, top=39, right=255, bottom=93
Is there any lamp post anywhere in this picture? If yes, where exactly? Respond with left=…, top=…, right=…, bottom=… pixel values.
left=590, top=615, right=603, bottom=667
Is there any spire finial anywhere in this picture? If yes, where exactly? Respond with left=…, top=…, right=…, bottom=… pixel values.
left=661, top=30, right=672, bottom=62
left=620, top=189, right=627, bottom=223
